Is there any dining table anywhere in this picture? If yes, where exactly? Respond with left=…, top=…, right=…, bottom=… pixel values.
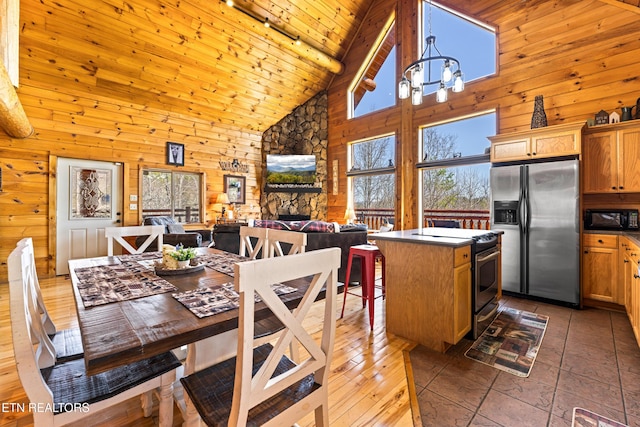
left=68, top=247, right=313, bottom=377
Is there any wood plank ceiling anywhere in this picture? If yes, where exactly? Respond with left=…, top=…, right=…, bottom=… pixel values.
left=15, top=0, right=640, bottom=138
left=18, top=0, right=374, bottom=134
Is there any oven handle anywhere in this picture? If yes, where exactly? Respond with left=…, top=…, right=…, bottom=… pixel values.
left=476, top=249, right=500, bottom=264
left=477, top=303, right=499, bottom=323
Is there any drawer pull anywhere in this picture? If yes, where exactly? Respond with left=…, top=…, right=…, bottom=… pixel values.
left=598, top=239, right=603, bottom=243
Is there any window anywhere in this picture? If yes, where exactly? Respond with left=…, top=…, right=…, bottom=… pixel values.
left=419, top=112, right=495, bottom=227
left=420, top=1, right=496, bottom=96
left=348, top=135, right=395, bottom=225
left=348, top=17, right=396, bottom=119
left=142, top=170, right=203, bottom=223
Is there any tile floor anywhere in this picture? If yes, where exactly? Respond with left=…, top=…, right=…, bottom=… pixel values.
left=410, top=295, right=640, bottom=427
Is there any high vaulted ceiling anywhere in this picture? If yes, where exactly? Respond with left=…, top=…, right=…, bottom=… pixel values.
left=13, top=0, right=640, bottom=139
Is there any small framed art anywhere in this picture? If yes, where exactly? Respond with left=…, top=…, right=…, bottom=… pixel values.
left=167, top=142, right=185, bottom=166
left=224, top=175, right=246, bottom=204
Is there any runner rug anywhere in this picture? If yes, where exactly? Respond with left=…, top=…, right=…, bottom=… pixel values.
left=572, top=407, right=628, bottom=427
left=464, top=307, right=548, bottom=377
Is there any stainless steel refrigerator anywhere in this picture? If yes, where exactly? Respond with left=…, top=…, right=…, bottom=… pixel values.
left=490, top=158, right=579, bottom=305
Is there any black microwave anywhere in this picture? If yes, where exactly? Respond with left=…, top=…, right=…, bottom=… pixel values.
left=584, top=209, right=639, bottom=230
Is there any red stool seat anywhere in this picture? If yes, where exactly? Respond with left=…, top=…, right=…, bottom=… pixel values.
left=340, top=244, right=385, bottom=329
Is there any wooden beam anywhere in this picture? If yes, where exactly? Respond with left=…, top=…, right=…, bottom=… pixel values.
left=219, top=3, right=344, bottom=75
left=0, top=61, right=34, bottom=138
left=1, top=0, right=19, bottom=86
left=598, top=0, right=640, bottom=14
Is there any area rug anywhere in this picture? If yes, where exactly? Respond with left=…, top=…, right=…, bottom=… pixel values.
left=464, top=307, right=548, bottom=377
left=572, top=407, right=628, bottom=427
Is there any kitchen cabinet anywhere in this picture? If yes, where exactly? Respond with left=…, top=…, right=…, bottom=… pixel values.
left=375, top=239, right=473, bottom=352
left=489, top=122, right=583, bottom=163
left=620, top=236, right=640, bottom=345
left=582, top=234, right=619, bottom=304
left=453, top=247, right=472, bottom=344
left=583, top=122, right=640, bottom=193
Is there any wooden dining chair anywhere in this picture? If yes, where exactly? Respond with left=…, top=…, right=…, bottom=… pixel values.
left=180, top=247, right=340, bottom=427
left=16, top=238, right=84, bottom=365
left=266, top=228, right=308, bottom=257
left=238, top=226, right=268, bottom=259
left=8, top=239, right=181, bottom=427
left=105, top=224, right=164, bottom=256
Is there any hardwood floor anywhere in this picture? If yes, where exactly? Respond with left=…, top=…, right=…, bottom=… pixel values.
left=0, top=274, right=416, bottom=427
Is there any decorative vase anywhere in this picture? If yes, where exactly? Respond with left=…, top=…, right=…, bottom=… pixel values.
left=177, top=260, right=190, bottom=269
left=530, top=95, right=548, bottom=129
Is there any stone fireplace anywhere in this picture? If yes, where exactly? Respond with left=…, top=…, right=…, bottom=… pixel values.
left=260, top=91, right=328, bottom=220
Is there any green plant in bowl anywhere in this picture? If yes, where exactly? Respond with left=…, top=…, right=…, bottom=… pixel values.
left=170, top=247, right=197, bottom=262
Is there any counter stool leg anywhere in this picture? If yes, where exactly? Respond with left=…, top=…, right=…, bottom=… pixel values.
left=340, top=251, right=355, bottom=318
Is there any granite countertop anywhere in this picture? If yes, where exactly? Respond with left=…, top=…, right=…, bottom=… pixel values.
left=583, top=229, right=640, bottom=246
left=373, top=228, right=502, bottom=248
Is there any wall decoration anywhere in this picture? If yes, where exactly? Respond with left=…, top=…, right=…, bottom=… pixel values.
left=219, top=158, right=249, bottom=173
left=530, top=95, right=548, bottom=129
left=70, top=167, right=112, bottom=219
left=595, top=110, right=609, bottom=125
left=166, top=142, right=185, bottom=166
left=609, top=111, right=620, bottom=124
left=332, top=159, right=338, bottom=195
left=224, top=175, right=246, bottom=204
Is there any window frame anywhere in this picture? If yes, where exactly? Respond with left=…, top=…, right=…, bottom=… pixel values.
left=140, top=168, right=205, bottom=224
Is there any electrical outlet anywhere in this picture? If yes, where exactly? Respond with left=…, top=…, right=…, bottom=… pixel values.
left=129, top=203, right=138, bottom=210
left=130, top=194, right=138, bottom=202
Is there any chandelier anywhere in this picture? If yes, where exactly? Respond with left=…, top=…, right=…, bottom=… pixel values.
left=398, top=2, right=464, bottom=105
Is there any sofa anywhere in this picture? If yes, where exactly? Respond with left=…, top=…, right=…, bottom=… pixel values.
left=135, top=216, right=212, bottom=249
left=212, top=220, right=368, bottom=284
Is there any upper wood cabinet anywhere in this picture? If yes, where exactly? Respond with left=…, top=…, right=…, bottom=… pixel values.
left=489, top=122, right=584, bottom=163
left=583, top=121, right=640, bottom=194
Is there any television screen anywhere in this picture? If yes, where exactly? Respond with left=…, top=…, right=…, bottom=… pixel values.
left=266, top=155, right=316, bottom=184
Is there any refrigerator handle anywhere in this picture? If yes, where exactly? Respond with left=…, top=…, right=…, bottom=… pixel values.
left=518, top=166, right=527, bottom=235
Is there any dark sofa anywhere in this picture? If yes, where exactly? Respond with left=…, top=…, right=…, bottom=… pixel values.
left=135, top=216, right=212, bottom=249
left=212, top=221, right=368, bottom=284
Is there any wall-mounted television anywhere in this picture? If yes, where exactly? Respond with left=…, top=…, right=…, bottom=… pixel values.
left=265, top=154, right=321, bottom=192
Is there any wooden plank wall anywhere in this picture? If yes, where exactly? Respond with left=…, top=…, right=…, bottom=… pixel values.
left=327, top=0, right=640, bottom=226
left=0, top=1, right=264, bottom=280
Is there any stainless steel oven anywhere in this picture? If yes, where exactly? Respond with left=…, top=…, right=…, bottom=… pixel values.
left=471, top=234, right=500, bottom=339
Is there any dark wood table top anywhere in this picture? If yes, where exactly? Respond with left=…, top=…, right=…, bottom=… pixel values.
left=69, top=247, right=309, bottom=376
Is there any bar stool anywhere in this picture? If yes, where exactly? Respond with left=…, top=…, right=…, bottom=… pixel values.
left=340, top=244, right=386, bottom=329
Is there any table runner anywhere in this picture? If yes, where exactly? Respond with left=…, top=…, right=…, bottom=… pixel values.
left=172, top=282, right=297, bottom=318
left=74, top=262, right=178, bottom=307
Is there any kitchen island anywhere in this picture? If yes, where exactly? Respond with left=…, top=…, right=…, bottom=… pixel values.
left=373, top=228, right=501, bottom=352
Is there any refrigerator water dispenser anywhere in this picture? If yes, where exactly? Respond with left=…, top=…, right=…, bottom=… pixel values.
left=493, top=200, right=519, bottom=225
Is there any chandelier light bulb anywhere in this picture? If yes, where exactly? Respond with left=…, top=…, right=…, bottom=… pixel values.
left=411, top=65, right=423, bottom=88
left=412, top=87, right=423, bottom=105
left=452, top=70, right=464, bottom=93
left=398, top=77, right=410, bottom=99
left=436, top=83, right=448, bottom=103
left=442, top=60, right=452, bottom=83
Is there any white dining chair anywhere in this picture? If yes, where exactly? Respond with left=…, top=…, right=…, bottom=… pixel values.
left=17, top=238, right=84, bottom=365
left=105, top=225, right=164, bottom=256
left=8, top=239, right=181, bottom=427
left=239, top=226, right=268, bottom=259
left=267, top=228, right=307, bottom=257
left=180, top=247, right=341, bottom=427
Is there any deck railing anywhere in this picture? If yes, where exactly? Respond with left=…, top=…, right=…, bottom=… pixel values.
left=355, top=208, right=491, bottom=230
left=142, top=207, right=200, bottom=223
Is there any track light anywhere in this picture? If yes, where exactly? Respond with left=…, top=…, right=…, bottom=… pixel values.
left=225, top=0, right=233, bottom=6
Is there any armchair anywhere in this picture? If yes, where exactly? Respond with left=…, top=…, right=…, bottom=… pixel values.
left=135, top=216, right=212, bottom=250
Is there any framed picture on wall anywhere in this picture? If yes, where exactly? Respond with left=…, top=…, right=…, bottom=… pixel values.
left=224, top=175, right=246, bottom=204
left=166, top=142, right=185, bottom=166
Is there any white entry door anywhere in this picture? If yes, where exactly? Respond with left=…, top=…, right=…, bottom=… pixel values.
left=56, top=158, right=123, bottom=275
